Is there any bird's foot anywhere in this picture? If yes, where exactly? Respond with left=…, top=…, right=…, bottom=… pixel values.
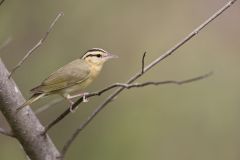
left=69, top=102, right=79, bottom=113
left=82, top=92, right=89, bottom=103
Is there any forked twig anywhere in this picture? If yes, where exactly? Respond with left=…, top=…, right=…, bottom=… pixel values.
left=60, top=0, right=237, bottom=157
left=100, top=73, right=212, bottom=89
left=60, top=72, right=212, bottom=155
left=8, top=12, right=63, bottom=78
left=43, top=72, right=212, bottom=135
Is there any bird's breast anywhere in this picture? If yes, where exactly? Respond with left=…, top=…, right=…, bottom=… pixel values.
left=89, top=64, right=102, bottom=78
left=60, top=65, right=102, bottom=95
left=60, top=78, right=92, bottom=95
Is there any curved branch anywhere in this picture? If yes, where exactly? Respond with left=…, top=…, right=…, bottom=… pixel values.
left=60, top=0, right=237, bottom=157
left=60, top=72, right=212, bottom=155
left=43, top=71, right=212, bottom=135
left=8, top=12, right=64, bottom=78
left=96, top=72, right=213, bottom=89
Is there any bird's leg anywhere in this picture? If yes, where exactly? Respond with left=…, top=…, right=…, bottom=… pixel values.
left=67, top=92, right=89, bottom=103
left=61, top=95, right=77, bottom=113
left=82, top=92, right=89, bottom=103
left=62, top=92, right=89, bottom=112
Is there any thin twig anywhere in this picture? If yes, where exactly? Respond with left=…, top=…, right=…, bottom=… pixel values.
left=96, top=72, right=212, bottom=89
left=88, top=72, right=213, bottom=96
left=141, top=52, right=147, bottom=74
left=60, top=0, right=237, bottom=157
left=8, top=12, right=64, bottom=78
left=35, top=98, right=63, bottom=114
left=43, top=71, right=212, bottom=135
left=0, top=127, right=14, bottom=137
left=0, top=0, right=5, bottom=6
left=60, top=72, right=212, bottom=155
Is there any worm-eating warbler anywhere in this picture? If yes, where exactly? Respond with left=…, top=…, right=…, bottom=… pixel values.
left=17, top=48, right=118, bottom=112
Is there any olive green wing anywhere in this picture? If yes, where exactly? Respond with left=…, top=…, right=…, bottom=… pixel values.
left=31, top=59, right=90, bottom=93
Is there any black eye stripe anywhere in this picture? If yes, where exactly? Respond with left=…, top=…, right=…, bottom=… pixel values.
left=85, top=54, right=102, bottom=58
left=82, top=48, right=107, bottom=59
left=96, top=54, right=101, bottom=58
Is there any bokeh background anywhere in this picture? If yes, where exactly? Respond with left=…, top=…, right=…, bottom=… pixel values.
left=0, top=0, right=240, bottom=160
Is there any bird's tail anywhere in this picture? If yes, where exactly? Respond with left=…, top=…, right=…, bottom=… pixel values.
left=16, top=93, right=46, bottom=112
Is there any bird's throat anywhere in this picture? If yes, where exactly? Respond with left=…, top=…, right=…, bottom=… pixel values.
left=89, top=63, right=103, bottom=78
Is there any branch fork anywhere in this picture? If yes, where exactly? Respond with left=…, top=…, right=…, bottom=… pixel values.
left=0, top=0, right=237, bottom=159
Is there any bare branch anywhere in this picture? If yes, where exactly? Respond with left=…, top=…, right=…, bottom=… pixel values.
left=88, top=71, right=213, bottom=97
left=60, top=72, right=212, bottom=155
left=97, top=72, right=213, bottom=89
left=8, top=12, right=63, bottom=78
left=0, top=127, right=14, bottom=137
left=59, top=0, right=237, bottom=157
left=42, top=71, right=212, bottom=135
left=43, top=107, right=71, bottom=135
left=141, top=52, right=147, bottom=74
left=0, top=0, right=5, bottom=6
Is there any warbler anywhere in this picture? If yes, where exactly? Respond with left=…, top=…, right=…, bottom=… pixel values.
left=17, top=48, right=118, bottom=112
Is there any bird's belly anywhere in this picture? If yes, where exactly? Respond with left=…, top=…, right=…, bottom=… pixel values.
left=60, top=78, right=94, bottom=95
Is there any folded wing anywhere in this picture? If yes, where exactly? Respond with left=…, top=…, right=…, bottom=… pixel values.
left=31, top=59, right=90, bottom=93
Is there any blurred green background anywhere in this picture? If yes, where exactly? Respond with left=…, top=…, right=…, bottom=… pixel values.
left=0, top=0, right=240, bottom=160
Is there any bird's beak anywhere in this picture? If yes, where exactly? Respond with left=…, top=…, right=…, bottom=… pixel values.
left=106, top=52, right=119, bottom=59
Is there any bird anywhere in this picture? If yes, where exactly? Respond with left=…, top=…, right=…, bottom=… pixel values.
left=17, top=48, right=118, bottom=112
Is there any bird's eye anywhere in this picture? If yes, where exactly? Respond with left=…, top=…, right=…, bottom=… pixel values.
left=96, top=54, right=102, bottom=58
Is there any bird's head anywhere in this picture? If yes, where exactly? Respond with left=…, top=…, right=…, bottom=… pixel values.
left=82, top=48, right=118, bottom=66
